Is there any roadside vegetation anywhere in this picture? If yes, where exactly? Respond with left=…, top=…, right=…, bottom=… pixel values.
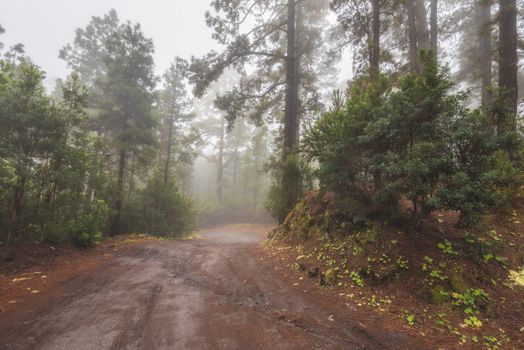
left=0, top=0, right=522, bottom=348
left=264, top=20, right=523, bottom=350
left=0, top=12, right=199, bottom=247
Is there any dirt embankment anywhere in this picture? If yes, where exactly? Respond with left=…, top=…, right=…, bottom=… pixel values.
left=268, top=191, right=524, bottom=350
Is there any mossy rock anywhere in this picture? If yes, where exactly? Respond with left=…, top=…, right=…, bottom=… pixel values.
left=356, top=228, right=378, bottom=245
left=321, top=268, right=338, bottom=286
left=365, top=264, right=401, bottom=285
left=450, top=274, right=468, bottom=293
left=420, top=285, right=451, bottom=304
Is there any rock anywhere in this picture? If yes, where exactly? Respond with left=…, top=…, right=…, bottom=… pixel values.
left=308, top=267, right=319, bottom=278
left=323, top=268, right=337, bottom=286
left=420, top=285, right=451, bottom=304
left=450, top=274, right=468, bottom=293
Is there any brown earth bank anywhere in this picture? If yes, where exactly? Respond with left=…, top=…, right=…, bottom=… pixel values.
left=0, top=224, right=437, bottom=350
left=267, top=192, right=524, bottom=350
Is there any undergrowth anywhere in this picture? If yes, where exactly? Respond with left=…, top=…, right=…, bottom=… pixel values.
left=266, top=191, right=524, bottom=349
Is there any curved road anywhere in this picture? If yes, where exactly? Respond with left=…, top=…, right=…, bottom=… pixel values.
left=0, top=226, right=429, bottom=350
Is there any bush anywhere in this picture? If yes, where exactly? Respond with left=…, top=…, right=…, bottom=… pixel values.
left=265, top=153, right=310, bottom=222
left=123, top=171, right=196, bottom=237
left=303, top=53, right=518, bottom=226
left=69, top=200, right=109, bottom=247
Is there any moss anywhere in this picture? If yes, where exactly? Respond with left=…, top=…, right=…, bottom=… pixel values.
left=323, top=268, right=337, bottom=285
left=358, top=226, right=378, bottom=245
left=450, top=274, right=468, bottom=293
left=509, top=268, right=524, bottom=287
left=421, top=285, right=451, bottom=304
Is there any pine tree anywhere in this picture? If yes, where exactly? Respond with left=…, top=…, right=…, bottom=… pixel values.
left=158, top=58, right=200, bottom=187
left=498, top=0, right=518, bottom=132
left=95, top=22, right=157, bottom=234
left=189, top=0, right=333, bottom=221
left=0, top=63, right=63, bottom=243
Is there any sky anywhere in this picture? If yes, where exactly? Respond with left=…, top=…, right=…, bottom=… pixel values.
left=0, top=0, right=221, bottom=87
left=1, top=0, right=352, bottom=90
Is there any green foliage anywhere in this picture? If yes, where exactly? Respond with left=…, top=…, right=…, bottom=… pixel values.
left=266, top=153, right=310, bottom=221
left=451, top=288, right=489, bottom=328
left=404, top=311, right=416, bottom=326
left=1, top=12, right=199, bottom=245
left=303, top=54, right=518, bottom=226
left=59, top=9, right=120, bottom=86
left=396, top=256, right=409, bottom=270
left=451, top=288, right=489, bottom=309
left=349, top=271, right=364, bottom=287
left=69, top=200, right=109, bottom=247
left=437, top=240, right=457, bottom=255
left=124, top=171, right=196, bottom=237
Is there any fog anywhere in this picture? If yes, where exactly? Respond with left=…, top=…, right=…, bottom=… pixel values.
left=0, top=0, right=521, bottom=234
left=1, top=1, right=354, bottom=89
left=1, top=1, right=219, bottom=87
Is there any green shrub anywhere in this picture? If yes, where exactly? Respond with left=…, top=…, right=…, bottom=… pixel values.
left=69, top=200, right=109, bottom=247
left=265, top=153, right=310, bottom=222
left=124, top=171, right=196, bottom=237
left=303, top=53, right=518, bottom=226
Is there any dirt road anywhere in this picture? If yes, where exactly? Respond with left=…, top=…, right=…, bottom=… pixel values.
left=0, top=225, right=429, bottom=350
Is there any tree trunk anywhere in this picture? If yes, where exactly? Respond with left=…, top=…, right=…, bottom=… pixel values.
left=232, top=148, right=239, bottom=197
left=283, top=0, right=298, bottom=160
left=279, top=0, right=300, bottom=224
left=111, top=148, right=126, bottom=235
left=253, top=154, right=260, bottom=217
left=370, top=0, right=381, bottom=78
left=217, top=117, right=225, bottom=204
left=498, top=0, right=518, bottom=133
left=430, top=0, right=438, bottom=54
left=294, top=1, right=303, bottom=143
left=7, top=176, right=26, bottom=245
left=479, top=0, right=492, bottom=108
left=164, top=114, right=174, bottom=184
left=415, top=0, right=430, bottom=50
left=406, top=0, right=419, bottom=72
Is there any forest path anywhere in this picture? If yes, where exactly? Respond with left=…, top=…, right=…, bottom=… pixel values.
left=0, top=224, right=428, bottom=350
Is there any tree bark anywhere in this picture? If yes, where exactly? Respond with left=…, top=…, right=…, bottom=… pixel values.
left=479, top=0, right=492, bottom=108
left=370, top=0, right=381, bottom=78
left=111, top=148, right=126, bottom=235
left=498, top=0, right=518, bottom=132
left=284, top=0, right=298, bottom=161
left=406, top=0, right=419, bottom=72
left=7, top=176, right=26, bottom=245
left=164, top=114, right=174, bottom=184
left=430, top=0, right=438, bottom=54
left=280, top=0, right=300, bottom=224
left=415, top=0, right=430, bottom=50
left=217, top=117, right=225, bottom=204
left=294, top=1, right=303, bottom=143
left=232, top=146, right=239, bottom=197
left=253, top=152, right=260, bottom=217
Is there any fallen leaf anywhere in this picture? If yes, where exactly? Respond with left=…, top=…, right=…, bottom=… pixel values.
left=12, top=277, right=31, bottom=283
